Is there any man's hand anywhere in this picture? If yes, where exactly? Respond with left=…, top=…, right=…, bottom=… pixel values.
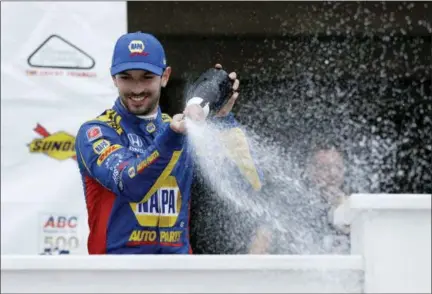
left=170, top=104, right=206, bottom=134
left=184, top=103, right=206, bottom=122
left=170, top=114, right=187, bottom=134
left=213, top=63, right=240, bottom=118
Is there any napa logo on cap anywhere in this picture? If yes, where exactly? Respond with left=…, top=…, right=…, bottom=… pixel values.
left=128, top=40, right=148, bottom=56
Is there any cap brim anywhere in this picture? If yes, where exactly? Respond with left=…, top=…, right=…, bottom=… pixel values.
left=110, top=62, right=164, bottom=76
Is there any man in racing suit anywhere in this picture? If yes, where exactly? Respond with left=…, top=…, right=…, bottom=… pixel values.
left=75, top=31, right=262, bottom=254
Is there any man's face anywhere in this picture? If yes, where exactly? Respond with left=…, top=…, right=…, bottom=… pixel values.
left=112, top=68, right=170, bottom=115
left=307, top=149, right=345, bottom=190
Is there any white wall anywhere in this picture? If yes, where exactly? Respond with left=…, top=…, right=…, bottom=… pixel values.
left=1, top=1, right=127, bottom=255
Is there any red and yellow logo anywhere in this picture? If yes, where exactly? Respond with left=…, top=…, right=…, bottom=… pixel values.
left=96, top=144, right=122, bottom=166
left=28, top=124, right=77, bottom=161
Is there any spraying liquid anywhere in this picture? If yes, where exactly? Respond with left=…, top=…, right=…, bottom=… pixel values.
left=183, top=66, right=352, bottom=255
left=185, top=116, right=351, bottom=255
left=178, top=3, right=429, bottom=291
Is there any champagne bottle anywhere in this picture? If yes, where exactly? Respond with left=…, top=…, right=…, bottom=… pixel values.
left=186, top=68, right=233, bottom=118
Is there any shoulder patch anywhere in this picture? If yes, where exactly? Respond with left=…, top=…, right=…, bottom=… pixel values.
left=92, top=139, right=111, bottom=155
left=86, top=126, right=102, bottom=142
left=161, top=113, right=172, bottom=123
left=86, top=109, right=123, bottom=135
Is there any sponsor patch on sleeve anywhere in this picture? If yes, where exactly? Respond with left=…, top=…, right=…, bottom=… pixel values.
left=137, top=150, right=159, bottom=173
left=86, top=126, right=102, bottom=142
left=96, top=144, right=122, bottom=166
left=128, top=166, right=136, bottom=178
left=92, top=139, right=111, bottom=155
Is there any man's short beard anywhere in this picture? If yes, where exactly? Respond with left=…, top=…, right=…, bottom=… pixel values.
left=120, top=89, right=161, bottom=116
left=138, top=100, right=159, bottom=115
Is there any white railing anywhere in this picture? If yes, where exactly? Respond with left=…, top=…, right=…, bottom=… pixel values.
left=346, top=193, right=431, bottom=293
left=1, top=194, right=431, bottom=293
left=1, top=255, right=364, bottom=293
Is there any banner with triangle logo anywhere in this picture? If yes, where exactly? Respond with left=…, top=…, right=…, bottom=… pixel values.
left=27, top=34, right=95, bottom=70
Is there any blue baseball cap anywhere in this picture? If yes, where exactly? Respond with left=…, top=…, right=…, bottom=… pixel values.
left=110, top=32, right=167, bottom=76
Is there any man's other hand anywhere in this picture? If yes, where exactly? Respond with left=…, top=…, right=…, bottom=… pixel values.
left=214, top=63, right=240, bottom=118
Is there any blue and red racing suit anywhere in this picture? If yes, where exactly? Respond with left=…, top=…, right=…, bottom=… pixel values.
left=75, top=98, right=262, bottom=254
